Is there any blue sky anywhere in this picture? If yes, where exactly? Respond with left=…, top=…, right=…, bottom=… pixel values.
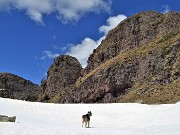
left=0, top=0, right=180, bottom=85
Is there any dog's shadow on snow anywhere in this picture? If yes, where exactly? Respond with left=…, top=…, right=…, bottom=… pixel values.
left=84, top=127, right=96, bottom=129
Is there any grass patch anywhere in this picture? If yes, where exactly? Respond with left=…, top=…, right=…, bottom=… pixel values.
left=76, top=32, right=180, bottom=87
left=120, top=78, right=180, bottom=104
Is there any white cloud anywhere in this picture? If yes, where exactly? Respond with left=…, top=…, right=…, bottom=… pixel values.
left=162, top=5, right=171, bottom=14
left=39, top=14, right=126, bottom=67
left=66, top=14, right=127, bottom=68
left=0, top=0, right=111, bottom=24
left=27, top=9, right=44, bottom=24
left=66, top=38, right=100, bottom=68
left=40, top=51, right=59, bottom=59
left=56, top=0, right=112, bottom=23
left=99, top=14, right=127, bottom=35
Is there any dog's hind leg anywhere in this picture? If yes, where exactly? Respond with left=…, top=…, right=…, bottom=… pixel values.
left=85, top=122, right=87, bottom=128
left=82, top=119, right=84, bottom=127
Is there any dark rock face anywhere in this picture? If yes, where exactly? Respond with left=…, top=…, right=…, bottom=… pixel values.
left=83, top=11, right=180, bottom=76
left=73, top=11, right=180, bottom=104
left=0, top=73, right=41, bottom=101
left=75, top=41, right=180, bottom=103
left=41, top=11, right=180, bottom=104
left=0, top=115, right=16, bottom=122
left=40, top=55, right=82, bottom=102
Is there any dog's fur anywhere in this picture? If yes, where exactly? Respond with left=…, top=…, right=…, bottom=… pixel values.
left=82, top=111, right=92, bottom=128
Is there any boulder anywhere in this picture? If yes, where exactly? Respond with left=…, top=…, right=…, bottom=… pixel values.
left=0, top=115, right=16, bottom=122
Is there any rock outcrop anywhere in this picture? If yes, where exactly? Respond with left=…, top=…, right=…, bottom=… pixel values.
left=40, top=55, right=82, bottom=102
left=0, top=73, right=41, bottom=101
left=40, top=11, right=180, bottom=104
left=0, top=115, right=16, bottom=122
left=71, top=11, right=180, bottom=103
left=73, top=11, right=180, bottom=104
left=83, top=11, right=179, bottom=76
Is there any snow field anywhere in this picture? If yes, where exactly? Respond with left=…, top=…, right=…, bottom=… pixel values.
left=0, top=98, right=180, bottom=135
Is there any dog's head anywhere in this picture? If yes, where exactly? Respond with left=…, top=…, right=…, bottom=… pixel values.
left=88, top=111, right=92, bottom=116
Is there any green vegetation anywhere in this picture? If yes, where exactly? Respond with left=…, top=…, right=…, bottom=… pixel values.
left=120, top=78, right=180, bottom=104
left=76, top=32, right=180, bottom=87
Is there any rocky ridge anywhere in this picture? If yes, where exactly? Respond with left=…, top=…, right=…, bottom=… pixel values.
left=84, top=11, right=179, bottom=75
left=73, top=11, right=180, bottom=104
left=1, top=11, right=180, bottom=104
left=0, top=73, right=41, bottom=101
left=45, top=11, right=180, bottom=104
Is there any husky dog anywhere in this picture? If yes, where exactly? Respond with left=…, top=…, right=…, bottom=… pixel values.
left=82, top=111, right=92, bottom=128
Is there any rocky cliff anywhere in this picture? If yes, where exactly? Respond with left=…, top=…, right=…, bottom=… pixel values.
left=71, top=11, right=180, bottom=104
left=40, top=55, right=82, bottom=103
left=83, top=11, right=179, bottom=75
left=0, top=73, right=41, bottom=101
left=1, top=11, right=180, bottom=104
left=42, top=11, right=180, bottom=104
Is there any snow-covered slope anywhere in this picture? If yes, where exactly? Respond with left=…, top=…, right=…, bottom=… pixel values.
left=0, top=98, right=180, bottom=135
